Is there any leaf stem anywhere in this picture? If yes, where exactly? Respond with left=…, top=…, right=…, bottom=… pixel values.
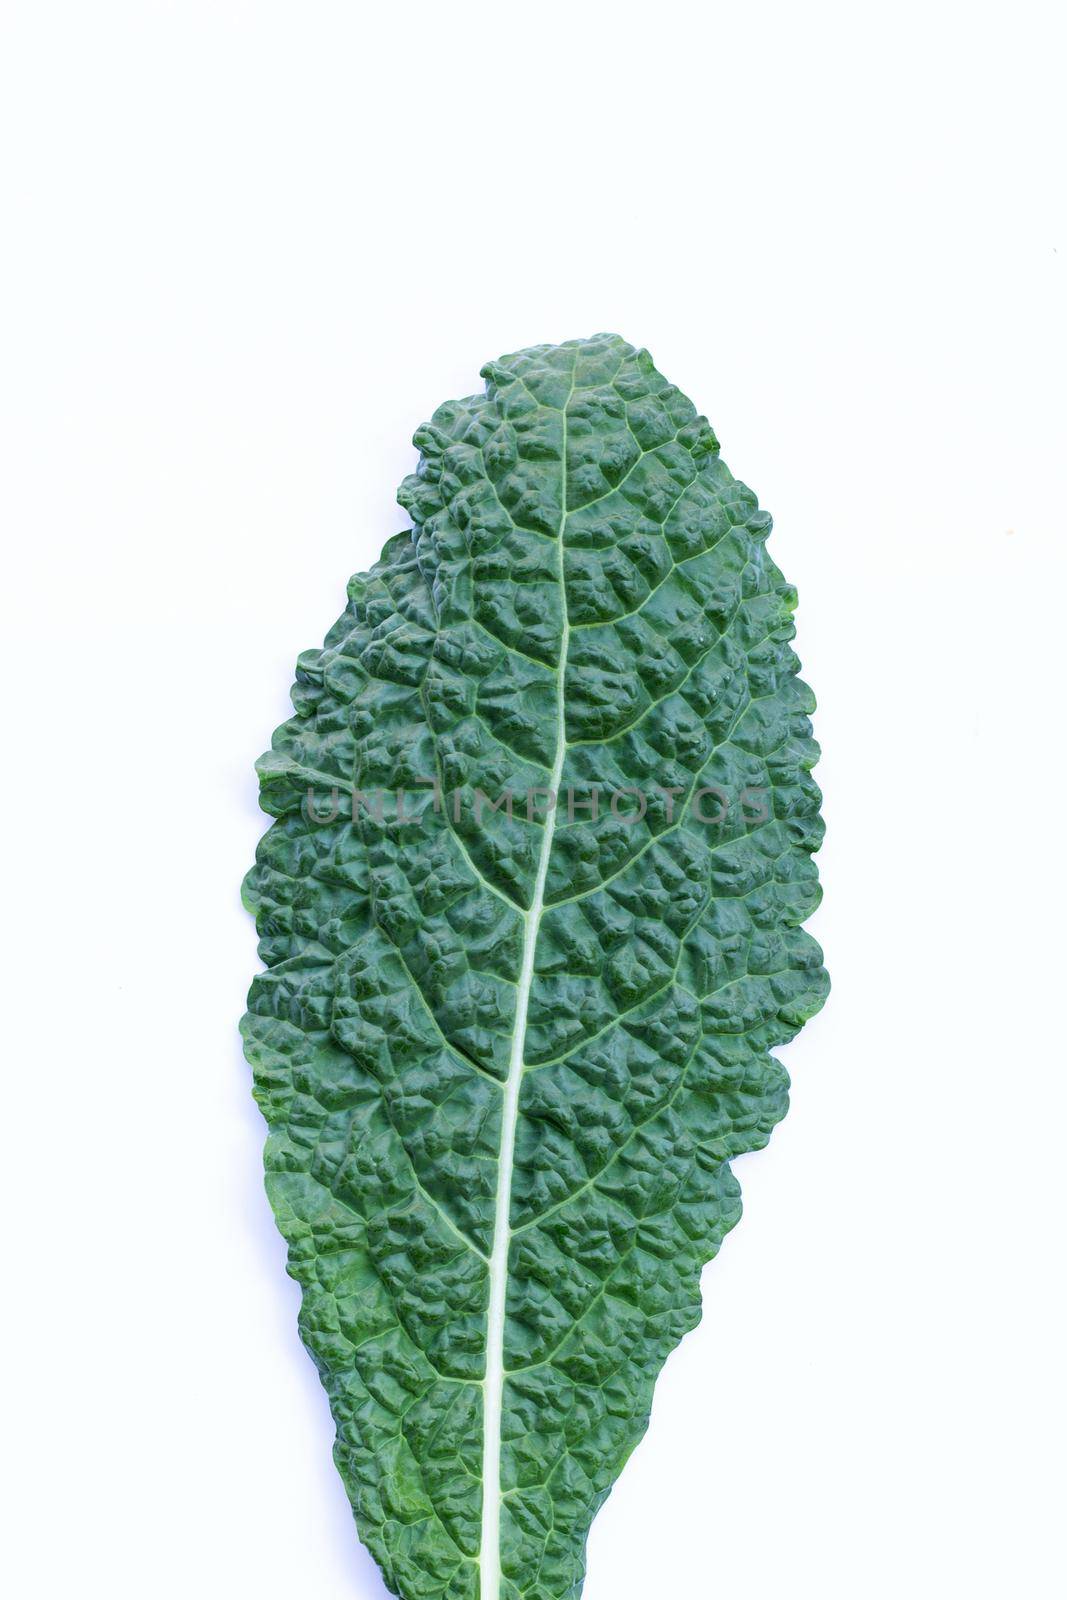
left=479, top=365, right=575, bottom=1600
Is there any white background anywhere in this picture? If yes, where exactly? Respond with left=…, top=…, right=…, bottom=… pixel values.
left=2, top=3, right=1064, bottom=1596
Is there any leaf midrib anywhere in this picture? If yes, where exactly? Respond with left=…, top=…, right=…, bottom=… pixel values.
left=479, top=365, right=576, bottom=1600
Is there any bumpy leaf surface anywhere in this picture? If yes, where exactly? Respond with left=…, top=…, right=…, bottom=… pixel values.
left=242, top=333, right=827, bottom=1600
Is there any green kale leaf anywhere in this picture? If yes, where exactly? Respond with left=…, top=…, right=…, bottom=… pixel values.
left=243, top=333, right=828, bottom=1600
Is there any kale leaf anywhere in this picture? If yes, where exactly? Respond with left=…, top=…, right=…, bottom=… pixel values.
left=243, top=333, right=828, bottom=1600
